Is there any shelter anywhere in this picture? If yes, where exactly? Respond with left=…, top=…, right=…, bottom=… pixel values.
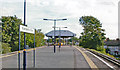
left=45, top=30, right=76, bottom=38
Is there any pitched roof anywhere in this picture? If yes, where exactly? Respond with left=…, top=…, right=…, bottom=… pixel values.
left=104, top=40, right=120, bottom=46
left=45, top=30, right=76, bottom=38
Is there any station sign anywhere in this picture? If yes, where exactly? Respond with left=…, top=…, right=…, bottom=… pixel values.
left=20, top=25, right=35, bottom=34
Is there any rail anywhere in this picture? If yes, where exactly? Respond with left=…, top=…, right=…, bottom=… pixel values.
left=87, top=49, right=120, bottom=67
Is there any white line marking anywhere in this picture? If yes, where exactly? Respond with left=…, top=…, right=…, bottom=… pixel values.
left=87, top=51, right=116, bottom=70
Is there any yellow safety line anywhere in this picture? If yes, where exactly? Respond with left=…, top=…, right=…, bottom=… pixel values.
left=0, top=54, right=16, bottom=58
left=0, top=46, right=45, bottom=58
left=74, top=46, right=99, bottom=70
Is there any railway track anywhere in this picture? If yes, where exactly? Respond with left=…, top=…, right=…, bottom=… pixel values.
left=87, top=49, right=120, bottom=67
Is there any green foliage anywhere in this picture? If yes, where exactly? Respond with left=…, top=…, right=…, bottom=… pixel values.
left=89, top=48, right=115, bottom=59
left=68, top=37, right=79, bottom=45
left=96, top=46, right=105, bottom=53
left=2, top=43, right=11, bottom=54
left=56, top=38, right=59, bottom=43
left=71, top=37, right=79, bottom=42
left=1, top=15, right=22, bottom=51
left=35, top=30, right=45, bottom=47
left=1, top=15, right=45, bottom=53
left=47, top=38, right=52, bottom=43
left=79, top=16, right=106, bottom=50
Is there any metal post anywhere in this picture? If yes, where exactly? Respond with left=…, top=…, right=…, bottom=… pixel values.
left=59, top=28, right=61, bottom=48
left=18, top=25, right=20, bottom=70
left=23, top=0, right=26, bottom=70
left=33, top=29, right=35, bottom=67
left=54, top=20, right=56, bottom=53
left=48, top=37, right=49, bottom=47
left=63, top=38, right=64, bottom=45
left=43, top=18, right=67, bottom=53
left=72, top=37, right=73, bottom=46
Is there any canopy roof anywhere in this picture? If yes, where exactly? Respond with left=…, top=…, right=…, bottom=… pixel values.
left=45, top=30, right=76, bottom=38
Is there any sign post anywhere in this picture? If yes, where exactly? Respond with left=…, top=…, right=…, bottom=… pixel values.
left=23, top=0, right=26, bottom=70
left=18, top=25, right=21, bottom=70
left=33, top=29, right=35, bottom=67
left=18, top=25, right=35, bottom=70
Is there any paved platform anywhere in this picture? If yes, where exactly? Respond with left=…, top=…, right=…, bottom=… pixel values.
left=1, top=46, right=114, bottom=70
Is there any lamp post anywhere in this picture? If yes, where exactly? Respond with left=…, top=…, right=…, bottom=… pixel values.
left=53, top=27, right=67, bottom=49
left=43, top=19, right=67, bottom=53
left=23, top=0, right=26, bottom=70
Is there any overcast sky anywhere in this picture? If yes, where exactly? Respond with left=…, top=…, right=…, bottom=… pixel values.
left=0, top=0, right=119, bottom=39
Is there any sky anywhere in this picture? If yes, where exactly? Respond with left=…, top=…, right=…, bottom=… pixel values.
left=0, top=0, right=119, bottom=39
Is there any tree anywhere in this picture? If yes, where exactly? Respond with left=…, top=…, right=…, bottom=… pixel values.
left=79, top=16, right=106, bottom=50
left=1, top=15, right=22, bottom=51
left=68, top=37, right=79, bottom=45
left=2, top=43, right=11, bottom=54
left=106, top=38, right=110, bottom=41
left=1, top=15, right=45, bottom=52
left=35, top=30, right=45, bottom=47
left=116, top=38, right=119, bottom=41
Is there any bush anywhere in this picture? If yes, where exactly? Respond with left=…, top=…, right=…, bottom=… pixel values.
left=2, top=43, right=11, bottom=54
left=90, top=48, right=115, bottom=59
left=96, top=46, right=105, bottom=52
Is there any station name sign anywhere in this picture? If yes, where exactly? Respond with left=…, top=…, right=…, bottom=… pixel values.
left=20, top=25, right=35, bottom=34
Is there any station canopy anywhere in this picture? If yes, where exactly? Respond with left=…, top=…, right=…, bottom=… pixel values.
left=45, top=30, right=76, bottom=38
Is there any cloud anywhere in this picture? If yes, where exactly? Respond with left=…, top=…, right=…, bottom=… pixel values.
left=28, top=0, right=50, bottom=7
left=0, top=7, right=15, bottom=16
left=0, top=0, right=119, bottom=39
left=99, top=2, right=115, bottom=6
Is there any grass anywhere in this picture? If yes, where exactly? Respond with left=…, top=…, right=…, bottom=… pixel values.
left=89, top=49, right=116, bottom=59
left=79, top=46, right=119, bottom=60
